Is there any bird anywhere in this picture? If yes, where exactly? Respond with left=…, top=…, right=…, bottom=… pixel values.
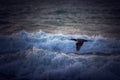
left=70, top=38, right=89, bottom=51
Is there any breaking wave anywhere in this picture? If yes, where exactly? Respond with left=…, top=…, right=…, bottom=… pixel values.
left=0, top=48, right=120, bottom=80
left=0, top=30, right=120, bottom=80
left=0, top=30, right=120, bottom=54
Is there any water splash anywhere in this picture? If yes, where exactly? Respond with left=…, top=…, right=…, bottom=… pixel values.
left=0, top=30, right=120, bottom=54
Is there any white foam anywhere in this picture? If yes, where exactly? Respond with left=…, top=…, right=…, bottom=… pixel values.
left=0, top=48, right=120, bottom=80
left=0, top=30, right=120, bottom=54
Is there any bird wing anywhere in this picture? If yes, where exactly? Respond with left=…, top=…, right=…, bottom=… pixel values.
left=70, top=39, right=77, bottom=41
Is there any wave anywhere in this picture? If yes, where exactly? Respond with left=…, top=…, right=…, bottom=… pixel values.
left=0, top=30, right=120, bottom=80
left=0, top=30, right=120, bottom=54
left=0, top=48, right=120, bottom=80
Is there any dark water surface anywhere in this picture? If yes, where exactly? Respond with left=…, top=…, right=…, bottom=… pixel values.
left=0, top=0, right=120, bottom=39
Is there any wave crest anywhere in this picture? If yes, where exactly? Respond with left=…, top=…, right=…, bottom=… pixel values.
left=0, top=30, right=120, bottom=54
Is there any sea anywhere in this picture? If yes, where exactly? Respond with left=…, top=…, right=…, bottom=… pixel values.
left=0, top=0, right=120, bottom=80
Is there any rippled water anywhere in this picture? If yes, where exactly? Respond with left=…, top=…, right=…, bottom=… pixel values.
left=0, top=0, right=120, bottom=38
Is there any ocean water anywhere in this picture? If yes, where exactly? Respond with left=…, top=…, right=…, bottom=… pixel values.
left=0, top=0, right=120, bottom=38
left=0, top=30, right=120, bottom=54
left=0, top=0, right=120, bottom=80
left=0, top=31, right=120, bottom=80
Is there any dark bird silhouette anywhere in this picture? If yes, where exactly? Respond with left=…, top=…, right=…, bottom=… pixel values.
left=70, top=39, right=88, bottom=51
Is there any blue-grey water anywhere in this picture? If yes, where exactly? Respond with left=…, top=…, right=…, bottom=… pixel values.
left=0, top=0, right=120, bottom=38
left=0, top=0, right=120, bottom=80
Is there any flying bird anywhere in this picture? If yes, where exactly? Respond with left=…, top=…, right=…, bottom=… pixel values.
left=70, top=39, right=89, bottom=51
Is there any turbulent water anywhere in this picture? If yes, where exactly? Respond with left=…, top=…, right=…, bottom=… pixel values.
left=0, top=0, right=120, bottom=80
left=0, top=31, right=120, bottom=80
left=0, top=30, right=120, bottom=54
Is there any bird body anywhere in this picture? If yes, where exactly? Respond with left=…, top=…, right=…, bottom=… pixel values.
left=70, top=39, right=88, bottom=51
